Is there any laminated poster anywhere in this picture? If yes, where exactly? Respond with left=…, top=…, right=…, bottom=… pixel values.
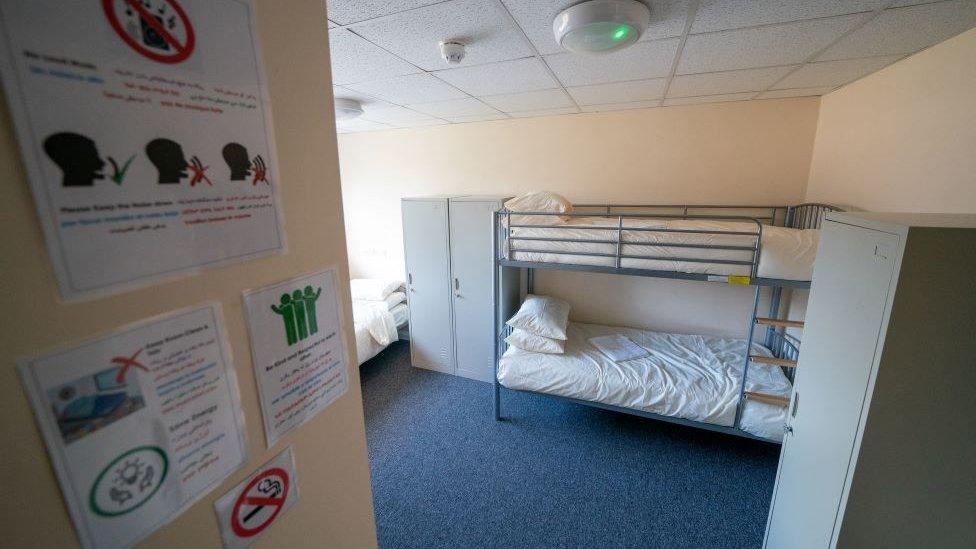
left=213, top=446, right=300, bottom=549
left=0, top=0, right=284, bottom=300
left=18, top=303, right=248, bottom=548
left=243, top=269, right=349, bottom=448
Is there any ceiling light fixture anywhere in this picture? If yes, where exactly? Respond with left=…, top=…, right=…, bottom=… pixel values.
left=553, top=0, right=650, bottom=55
left=334, top=98, right=363, bottom=120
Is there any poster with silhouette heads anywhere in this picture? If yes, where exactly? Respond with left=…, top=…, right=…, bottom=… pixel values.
left=242, top=269, right=349, bottom=448
left=0, top=0, right=285, bottom=300
left=18, top=302, right=248, bottom=549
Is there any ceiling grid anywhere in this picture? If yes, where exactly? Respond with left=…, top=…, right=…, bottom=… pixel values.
left=326, top=0, right=976, bottom=132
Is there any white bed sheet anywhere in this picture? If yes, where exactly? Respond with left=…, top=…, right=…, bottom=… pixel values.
left=507, top=217, right=819, bottom=280
left=497, top=322, right=791, bottom=441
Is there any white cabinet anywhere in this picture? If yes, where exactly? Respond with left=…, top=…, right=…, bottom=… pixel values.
left=764, top=212, right=976, bottom=549
left=402, top=196, right=517, bottom=382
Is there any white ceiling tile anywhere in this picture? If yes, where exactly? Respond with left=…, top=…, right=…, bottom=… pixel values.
left=818, top=0, right=976, bottom=61
left=662, top=92, right=756, bottom=106
left=433, top=57, right=559, bottom=96
left=332, top=86, right=394, bottom=108
left=389, top=119, right=450, bottom=129
left=580, top=100, right=662, bottom=112
left=667, top=65, right=796, bottom=97
left=326, top=0, right=447, bottom=26
left=328, top=20, right=337, bottom=29
left=329, top=29, right=421, bottom=85
left=888, top=0, right=947, bottom=6
left=501, top=0, right=690, bottom=55
left=345, top=73, right=468, bottom=104
left=677, top=15, right=865, bottom=74
left=507, top=107, right=580, bottom=118
left=545, top=38, right=680, bottom=86
left=691, top=0, right=884, bottom=34
left=773, top=55, right=902, bottom=89
left=336, top=119, right=392, bottom=133
left=567, top=78, right=668, bottom=106
left=480, top=89, right=576, bottom=112
left=349, top=0, right=533, bottom=71
left=410, top=97, right=500, bottom=117
left=756, top=86, right=836, bottom=99
left=361, top=105, right=441, bottom=124
left=447, top=113, right=511, bottom=123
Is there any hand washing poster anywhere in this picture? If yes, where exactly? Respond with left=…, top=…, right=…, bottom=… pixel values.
left=243, top=269, right=349, bottom=448
left=0, top=0, right=284, bottom=300
left=18, top=303, right=248, bottom=548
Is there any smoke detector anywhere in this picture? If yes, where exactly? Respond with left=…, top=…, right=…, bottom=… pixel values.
left=553, top=0, right=650, bottom=55
left=334, top=98, right=363, bottom=120
left=439, top=41, right=466, bottom=65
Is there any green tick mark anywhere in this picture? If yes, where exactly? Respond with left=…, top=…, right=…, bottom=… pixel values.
left=109, top=154, right=135, bottom=185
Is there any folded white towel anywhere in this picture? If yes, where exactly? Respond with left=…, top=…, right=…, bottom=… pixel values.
left=588, top=334, right=648, bottom=362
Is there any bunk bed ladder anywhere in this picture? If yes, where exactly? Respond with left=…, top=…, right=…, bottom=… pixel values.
left=735, top=286, right=806, bottom=427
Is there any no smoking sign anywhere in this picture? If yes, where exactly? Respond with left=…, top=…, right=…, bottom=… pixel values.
left=215, top=448, right=299, bottom=548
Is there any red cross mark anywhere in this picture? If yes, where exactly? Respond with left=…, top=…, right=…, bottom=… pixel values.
left=189, top=156, right=212, bottom=186
left=251, top=155, right=269, bottom=185
left=112, top=348, right=147, bottom=383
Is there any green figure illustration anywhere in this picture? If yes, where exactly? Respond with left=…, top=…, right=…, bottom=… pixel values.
left=271, top=293, right=298, bottom=346
left=292, top=289, right=309, bottom=341
left=303, top=285, right=322, bottom=335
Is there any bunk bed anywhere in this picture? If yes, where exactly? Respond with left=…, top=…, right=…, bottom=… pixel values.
left=492, top=202, right=839, bottom=443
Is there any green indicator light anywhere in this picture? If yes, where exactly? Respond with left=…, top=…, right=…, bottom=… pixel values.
left=611, top=25, right=630, bottom=41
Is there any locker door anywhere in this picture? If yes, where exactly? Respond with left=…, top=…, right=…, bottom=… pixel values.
left=448, top=199, right=499, bottom=382
left=764, top=221, right=900, bottom=549
left=402, top=199, right=455, bottom=374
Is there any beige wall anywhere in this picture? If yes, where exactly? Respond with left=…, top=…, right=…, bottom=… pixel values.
left=0, top=1, right=377, bottom=548
left=806, top=28, right=976, bottom=213
left=339, top=98, right=820, bottom=336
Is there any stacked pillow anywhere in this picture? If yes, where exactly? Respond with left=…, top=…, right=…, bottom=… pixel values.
left=505, top=294, right=570, bottom=354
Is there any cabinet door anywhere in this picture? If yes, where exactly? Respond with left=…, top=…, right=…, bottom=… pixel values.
left=764, top=222, right=900, bottom=549
left=449, top=199, right=499, bottom=382
left=402, top=199, right=454, bottom=374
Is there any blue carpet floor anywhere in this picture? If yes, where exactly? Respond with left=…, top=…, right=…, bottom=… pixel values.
left=361, top=341, right=780, bottom=549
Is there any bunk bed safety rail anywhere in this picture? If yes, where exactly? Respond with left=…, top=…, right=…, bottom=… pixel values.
left=785, top=203, right=843, bottom=230
left=496, top=209, right=766, bottom=280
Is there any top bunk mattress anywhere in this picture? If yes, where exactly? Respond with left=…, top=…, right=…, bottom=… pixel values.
left=505, top=217, right=819, bottom=281
left=497, top=322, right=791, bottom=441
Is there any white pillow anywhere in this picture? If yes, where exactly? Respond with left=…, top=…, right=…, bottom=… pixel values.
left=506, top=294, right=570, bottom=340
left=350, top=278, right=403, bottom=301
left=505, top=328, right=565, bottom=354
left=504, top=191, right=574, bottom=225
left=354, top=291, right=406, bottom=310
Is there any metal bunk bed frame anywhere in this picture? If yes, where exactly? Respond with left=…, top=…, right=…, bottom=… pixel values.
left=491, top=202, right=840, bottom=444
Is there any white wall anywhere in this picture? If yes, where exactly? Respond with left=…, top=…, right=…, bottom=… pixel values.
left=338, top=98, right=821, bottom=336
left=806, top=28, right=976, bottom=213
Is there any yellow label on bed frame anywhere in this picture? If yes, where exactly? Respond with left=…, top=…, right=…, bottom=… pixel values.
left=728, top=275, right=752, bottom=285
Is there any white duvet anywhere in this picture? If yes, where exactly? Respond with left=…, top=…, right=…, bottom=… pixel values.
left=507, top=217, right=819, bottom=281
left=353, top=301, right=407, bottom=366
left=497, top=322, right=791, bottom=441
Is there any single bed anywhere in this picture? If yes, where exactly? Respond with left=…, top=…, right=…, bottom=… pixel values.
left=497, top=321, right=791, bottom=441
left=506, top=216, right=820, bottom=281
left=354, top=300, right=408, bottom=366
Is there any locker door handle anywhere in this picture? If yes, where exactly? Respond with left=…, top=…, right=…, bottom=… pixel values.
left=453, top=277, right=461, bottom=298
left=791, top=392, right=799, bottom=418
left=408, top=273, right=415, bottom=292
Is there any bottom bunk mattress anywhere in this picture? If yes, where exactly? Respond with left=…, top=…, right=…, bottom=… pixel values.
left=497, top=322, right=791, bottom=441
